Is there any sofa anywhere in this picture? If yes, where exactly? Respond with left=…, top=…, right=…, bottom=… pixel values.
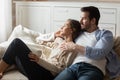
left=0, top=25, right=120, bottom=80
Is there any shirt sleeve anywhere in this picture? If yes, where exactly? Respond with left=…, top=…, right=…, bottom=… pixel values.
left=36, top=32, right=55, bottom=43
left=85, top=30, right=114, bottom=60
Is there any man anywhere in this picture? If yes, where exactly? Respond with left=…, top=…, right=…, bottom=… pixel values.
left=54, top=6, right=114, bottom=80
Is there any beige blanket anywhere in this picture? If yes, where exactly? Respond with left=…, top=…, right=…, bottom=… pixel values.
left=0, top=25, right=77, bottom=75
left=37, top=37, right=77, bottom=75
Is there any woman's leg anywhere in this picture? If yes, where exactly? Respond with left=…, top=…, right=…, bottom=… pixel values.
left=0, top=38, right=31, bottom=78
left=0, top=38, right=54, bottom=80
left=14, top=39, right=54, bottom=80
left=0, top=59, right=9, bottom=78
left=2, top=38, right=31, bottom=65
left=15, top=56, right=54, bottom=80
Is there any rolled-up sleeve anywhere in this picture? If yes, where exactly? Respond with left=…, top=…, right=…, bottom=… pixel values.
left=85, top=30, right=114, bottom=60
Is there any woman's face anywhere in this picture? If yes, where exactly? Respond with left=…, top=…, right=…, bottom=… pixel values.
left=60, top=21, right=73, bottom=37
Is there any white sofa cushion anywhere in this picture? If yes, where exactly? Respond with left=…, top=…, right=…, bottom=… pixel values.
left=2, top=70, right=28, bottom=80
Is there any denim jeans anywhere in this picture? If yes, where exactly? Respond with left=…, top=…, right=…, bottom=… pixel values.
left=54, top=62, right=104, bottom=80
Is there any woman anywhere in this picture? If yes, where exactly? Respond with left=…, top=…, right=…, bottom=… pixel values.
left=0, top=19, right=81, bottom=80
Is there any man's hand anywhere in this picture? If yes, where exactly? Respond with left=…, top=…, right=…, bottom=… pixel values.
left=60, top=42, right=85, bottom=54
left=60, top=42, right=76, bottom=52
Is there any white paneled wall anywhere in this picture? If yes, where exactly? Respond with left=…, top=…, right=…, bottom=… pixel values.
left=14, top=1, right=120, bottom=36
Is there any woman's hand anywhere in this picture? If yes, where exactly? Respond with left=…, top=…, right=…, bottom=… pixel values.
left=28, top=52, right=39, bottom=63
left=55, top=30, right=64, bottom=38
left=55, top=30, right=61, bottom=37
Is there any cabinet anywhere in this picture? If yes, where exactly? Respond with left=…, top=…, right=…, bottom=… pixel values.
left=14, top=1, right=120, bottom=36
left=99, top=0, right=120, bottom=2
left=52, top=7, right=81, bottom=31
left=98, top=8, right=116, bottom=36
left=48, top=0, right=120, bottom=2
left=15, top=3, right=51, bottom=33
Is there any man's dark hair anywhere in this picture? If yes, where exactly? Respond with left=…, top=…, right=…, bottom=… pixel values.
left=81, top=6, right=100, bottom=26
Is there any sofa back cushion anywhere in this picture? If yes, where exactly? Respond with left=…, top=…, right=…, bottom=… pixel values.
left=113, top=36, right=120, bottom=57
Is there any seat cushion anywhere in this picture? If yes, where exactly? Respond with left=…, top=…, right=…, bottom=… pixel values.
left=1, top=70, right=28, bottom=80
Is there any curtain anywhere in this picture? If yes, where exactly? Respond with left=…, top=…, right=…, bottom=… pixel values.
left=0, top=0, right=12, bottom=42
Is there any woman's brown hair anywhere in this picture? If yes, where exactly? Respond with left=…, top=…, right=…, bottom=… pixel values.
left=67, top=19, right=81, bottom=41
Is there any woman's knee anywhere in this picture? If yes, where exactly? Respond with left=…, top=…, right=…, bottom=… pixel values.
left=12, top=38, right=31, bottom=54
left=12, top=38, right=25, bottom=47
left=13, top=38, right=22, bottom=44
